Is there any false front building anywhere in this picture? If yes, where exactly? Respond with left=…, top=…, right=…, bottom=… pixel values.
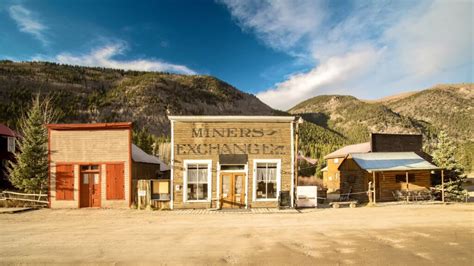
left=169, top=116, right=298, bottom=209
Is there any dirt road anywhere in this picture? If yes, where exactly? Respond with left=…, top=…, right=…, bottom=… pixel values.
left=0, top=204, right=473, bottom=265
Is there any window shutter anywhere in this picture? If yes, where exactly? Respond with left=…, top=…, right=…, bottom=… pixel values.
left=56, top=164, right=74, bottom=200
left=106, top=163, right=125, bottom=200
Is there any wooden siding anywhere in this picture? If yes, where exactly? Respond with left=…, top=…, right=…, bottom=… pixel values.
left=55, top=164, right=74, bottom=200
left=371, top=133, right=422, bottom=152
left=322, top=157, right=343, bottom=192
left=106, top=163, right=125, bottom=200
left=49, top=128, right=131, bottom=208
left=339, top=157, right=432, bottom=202
left=132, top=162, right=161, bottom=180
left=172, top=121, right=293, bottom=209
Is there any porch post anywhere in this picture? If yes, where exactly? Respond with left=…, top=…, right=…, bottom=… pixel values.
left=441, top=169, right=445, bottom=203
left=372, top=171, right=376, bottom=204
left=405, top=171, right=409, bottom=203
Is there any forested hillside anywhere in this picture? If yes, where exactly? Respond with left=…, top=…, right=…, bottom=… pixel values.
left=0, top=60, right=274, bottom=136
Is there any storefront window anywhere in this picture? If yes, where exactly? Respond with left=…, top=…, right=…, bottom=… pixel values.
left=186, top=163, right=209, bottom=201
left=256, top=162, right=278, bottom=199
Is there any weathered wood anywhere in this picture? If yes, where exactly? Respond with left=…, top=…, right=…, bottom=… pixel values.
left=172, top=120, right=293, bottom=209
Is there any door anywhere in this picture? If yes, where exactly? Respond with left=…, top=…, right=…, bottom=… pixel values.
left=220, top=173, right=245, bottom=209
left=80, top=171, right=101, bottom=207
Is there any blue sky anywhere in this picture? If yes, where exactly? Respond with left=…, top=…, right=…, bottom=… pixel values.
left=0, top=0, right=472, bottom=110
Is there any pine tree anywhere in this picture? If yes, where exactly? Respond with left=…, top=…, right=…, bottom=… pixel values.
left=8, top=95, right=57, bottom=193
left=432, top=131, right=469, bottom=201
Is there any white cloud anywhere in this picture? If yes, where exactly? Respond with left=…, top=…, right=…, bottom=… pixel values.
left=8, top=5, right=48, bottom=45
left=41, top=42, right=196, bottom=75
left=220, top=0, right=325, bottom=51
left=221, top=0, right=473, bottom=110
left=257, top=47, right=382, bottom=110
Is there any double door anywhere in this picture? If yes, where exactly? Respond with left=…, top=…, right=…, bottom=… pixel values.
left=80, top=172, right=101, bottom=207
left=220, top=173, right=245, bottom=208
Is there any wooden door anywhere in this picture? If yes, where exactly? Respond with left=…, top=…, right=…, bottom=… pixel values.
left=80, top=172, right=101, bottom=207
left=220, top=173, right=245, bottom=209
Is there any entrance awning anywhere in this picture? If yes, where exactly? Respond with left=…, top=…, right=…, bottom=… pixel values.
left=350, top=152, right=441, bottom=172
left=219, top=154, right=248, bottom=165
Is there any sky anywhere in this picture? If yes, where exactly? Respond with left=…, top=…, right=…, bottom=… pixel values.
left=0, top=0, right=472, bottom=110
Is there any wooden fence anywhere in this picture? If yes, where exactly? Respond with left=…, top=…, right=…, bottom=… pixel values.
left=1, top=191, right=48, bottom=205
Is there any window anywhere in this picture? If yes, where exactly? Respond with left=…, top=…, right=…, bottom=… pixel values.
left=220, top=164, right=245, bottom=171
left=184, top=161, right=211, bottom=201
left=334, top=158, right=339, bottom=164
left=56, top=164, right=74, bottom=200
left=395, top=174, right=415, bottom=183
left=81, top=165, right=99, bottom=171
left=254, top=161, right=280, bottom=200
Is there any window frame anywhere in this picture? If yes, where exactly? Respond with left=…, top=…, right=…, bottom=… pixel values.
left=183, top=159, right=212, bottom=203
left=253, top=159, right=281, bottom=202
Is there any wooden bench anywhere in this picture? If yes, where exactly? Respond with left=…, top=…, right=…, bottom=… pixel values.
left=329, top=201, right=358, bottom=208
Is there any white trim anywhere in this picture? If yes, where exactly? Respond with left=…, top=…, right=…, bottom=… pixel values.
left=183, top=159, right=212, bottom=203
left=290, top=121, right=295, bottom=208
left=245, top=163, right=249, bottom=209
left=168, top=115, right=295, bottom=122
left=252, top=159, right=281, bottom=202
left=216, top=162, right=220, bottom=209
left=170, top=120, right=174, bottom=210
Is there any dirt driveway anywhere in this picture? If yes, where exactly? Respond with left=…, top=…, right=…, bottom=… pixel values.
left=0, top=204, right=473, bottom=265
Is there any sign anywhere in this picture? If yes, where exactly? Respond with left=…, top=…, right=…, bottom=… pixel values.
left=176, top=143, right=286, bottom=155
left=192, top=128, right=278, bottom=138
left=138, top=190, right=146, bottom=197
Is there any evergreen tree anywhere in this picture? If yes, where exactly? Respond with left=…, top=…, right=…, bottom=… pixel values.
left=133, top=127, right=154, bottom=154
left=8, top=95, right=57, bottom=193
left=432, top=131, right=469, bottom=201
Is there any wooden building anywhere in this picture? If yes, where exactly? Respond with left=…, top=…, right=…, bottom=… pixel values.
left=168, top=116, right=298, bottom=209
left=322, top=142, right=370, bottom=192
left=0, top=124, right=16, bottom=189
left=48, top=122, right=165, bottom=208
left=338, top=152, right=440, bottom=202
left=323, top=133, right=427, bottom=193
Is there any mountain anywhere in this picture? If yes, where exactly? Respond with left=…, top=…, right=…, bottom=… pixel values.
left=289, top=83, right=474, bottom=172
left=289, top=95, right=424, bottom=143
left=0, top=61, right=274, bottom=136
left=1, top=61, right=471, bottom=173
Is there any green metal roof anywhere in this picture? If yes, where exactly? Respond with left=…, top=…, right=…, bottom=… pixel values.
left=350, top=152, right=441, bottom=172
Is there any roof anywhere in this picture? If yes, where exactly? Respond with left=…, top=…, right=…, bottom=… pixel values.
left=349, top=152, right=441, bottom=172
left=47, top=122, right=132, bottom=130
left=132, top=144, right=170, bottom=171
left=321, top=166, right=328, bottom=172
left=0, top=124, right=15, bottom=137
left=167, top=116, right=295, bottom=122
left=324, top=142, right=371, bottom=159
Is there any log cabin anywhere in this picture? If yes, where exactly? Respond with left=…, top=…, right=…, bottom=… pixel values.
left=322, top=133, right=440, bottom=202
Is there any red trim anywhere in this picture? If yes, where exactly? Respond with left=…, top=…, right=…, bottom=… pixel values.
left=128, top=127, right=133, bottom=207
left=47, top=122, right=132, bottom=130
left=47, top=128, right=51, bottom=208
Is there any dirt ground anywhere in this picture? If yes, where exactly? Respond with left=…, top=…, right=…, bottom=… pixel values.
left=0, top=204, right=473, bottom=265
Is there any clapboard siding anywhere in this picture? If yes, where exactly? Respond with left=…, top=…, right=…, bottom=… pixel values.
left=49, top=127, right=131, bottom=208
left=172, top=120, right=293, bottom=209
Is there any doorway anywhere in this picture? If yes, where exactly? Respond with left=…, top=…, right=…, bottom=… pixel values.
left=80, top=165, right=101, bottom=207
left=220, top=172, right=245, bottom=208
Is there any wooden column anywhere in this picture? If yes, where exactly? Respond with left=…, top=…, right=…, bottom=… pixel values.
left=406, top=171, right=409, bottom=202
left=372, top=171, right=376, bottom=204
left=441, top=169, right=445, bottom=203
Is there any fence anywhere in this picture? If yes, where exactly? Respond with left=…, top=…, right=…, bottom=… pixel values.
left=1, top=191, right=48, bottom=205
